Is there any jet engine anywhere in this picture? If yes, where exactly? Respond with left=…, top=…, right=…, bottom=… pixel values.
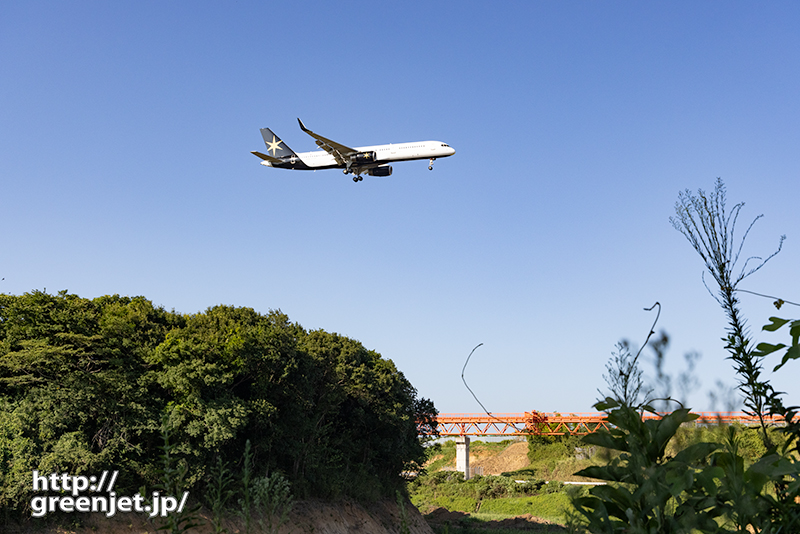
left=349, top=151, right=377, bottom=164
left=367, top=165, right=393, bottom=177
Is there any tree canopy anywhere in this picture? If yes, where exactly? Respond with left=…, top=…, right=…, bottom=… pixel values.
left=0, top=290, right=437, bottom=512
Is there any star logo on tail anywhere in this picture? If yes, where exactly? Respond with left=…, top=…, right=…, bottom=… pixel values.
left=266, top=135, right=284, bottom=156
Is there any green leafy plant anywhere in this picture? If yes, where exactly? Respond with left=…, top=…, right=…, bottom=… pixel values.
left=238, top=440, right=256, bottom=534
left=670, top=180, right=799, bottom=529
left=397, top=490, right=411, bottom=534
left=252, top=472, right=293, bottom=534
left=753, top=316, right=800, bottom=531
left=572, top=180, right=800, bottom=533
left=205, top=456, right=235, bottom=534
left=572, top=398, right=721, bottom=533
left=155, top=413, right=202, bottom=534
left=757, top=317, right=800, bottom=372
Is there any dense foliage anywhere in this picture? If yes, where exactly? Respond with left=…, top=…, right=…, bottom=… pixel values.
left=0, top=290, right=437, bottom=514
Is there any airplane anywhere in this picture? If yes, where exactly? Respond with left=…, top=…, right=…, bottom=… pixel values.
left=252, top=119, right=456, bottom=182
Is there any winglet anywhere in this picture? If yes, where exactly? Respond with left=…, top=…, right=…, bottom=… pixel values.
left=295, top=119, right=356, bottom=160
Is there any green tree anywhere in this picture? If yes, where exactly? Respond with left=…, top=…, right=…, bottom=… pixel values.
left=0, top=291, right=175, bottom=509
left=1, top=290, right=436, bottom=516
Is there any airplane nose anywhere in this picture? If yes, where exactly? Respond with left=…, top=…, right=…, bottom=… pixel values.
left=447, top=147, right=456, bottom=156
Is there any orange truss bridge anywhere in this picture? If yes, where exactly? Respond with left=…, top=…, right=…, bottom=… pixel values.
left=427, top=412, right=787, bottom=437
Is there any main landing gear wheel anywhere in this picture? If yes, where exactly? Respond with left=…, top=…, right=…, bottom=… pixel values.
left=352, top=176, right=363, bottom=182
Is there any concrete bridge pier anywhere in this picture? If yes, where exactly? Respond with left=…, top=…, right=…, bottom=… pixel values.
left=455, top=435, right=470, bottom=480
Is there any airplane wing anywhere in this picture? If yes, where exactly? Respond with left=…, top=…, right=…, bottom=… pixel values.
left=251, top=150, right=282, bottom=163
left=297, top=118, right=356, bottom=166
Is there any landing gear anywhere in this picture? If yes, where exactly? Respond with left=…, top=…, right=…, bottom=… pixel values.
left=428, top=157, right=436, bottom=171
left=346, top=166, right=364, bottom=182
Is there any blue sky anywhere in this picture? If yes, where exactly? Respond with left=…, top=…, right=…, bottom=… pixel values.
left=2, top=2, right=798, bottom=414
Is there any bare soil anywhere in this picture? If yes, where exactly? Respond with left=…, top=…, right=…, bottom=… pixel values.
left=427, top=440, right=530, bottom=476
left=471, top=442, right=530, bottom=475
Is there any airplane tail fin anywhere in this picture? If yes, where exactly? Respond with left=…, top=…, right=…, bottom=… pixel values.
left=259, top=128, right=298, bottom=158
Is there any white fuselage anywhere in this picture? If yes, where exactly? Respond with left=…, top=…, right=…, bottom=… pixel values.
left=260, top=140, right=455, bottom=169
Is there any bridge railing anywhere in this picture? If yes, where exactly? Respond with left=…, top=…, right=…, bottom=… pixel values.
left=425, top=412, right=787, bottom=437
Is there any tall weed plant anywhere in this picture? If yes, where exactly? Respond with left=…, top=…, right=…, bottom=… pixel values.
left=571, top=180, right=799, bottom=533
left=238, top=439, right=294, bottom=534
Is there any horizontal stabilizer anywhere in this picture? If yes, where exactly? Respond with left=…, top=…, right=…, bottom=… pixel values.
left=251, top=151, right=281, bottom=162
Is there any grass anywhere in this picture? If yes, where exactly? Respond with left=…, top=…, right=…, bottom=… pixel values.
left=426, top=511, right=569, bottom=533
left=477, top=493, right=570, bottom=521
left=523, top=456, right=597, bottom=482
left=410, top=471, right=576, bottom=525
left=429, top=523, right=566, bottom=534
left=412, top=436, right=596, bottom=531
left=425, top=440, right=457, bottom=472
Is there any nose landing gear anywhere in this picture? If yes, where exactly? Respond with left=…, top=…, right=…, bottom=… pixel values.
left=428, top=157, right=437, bottom=170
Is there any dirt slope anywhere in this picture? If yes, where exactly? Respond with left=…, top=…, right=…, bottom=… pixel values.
left=429, top=440, right=530, bottom=476
left=472, top=441, right=530, bottom=475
